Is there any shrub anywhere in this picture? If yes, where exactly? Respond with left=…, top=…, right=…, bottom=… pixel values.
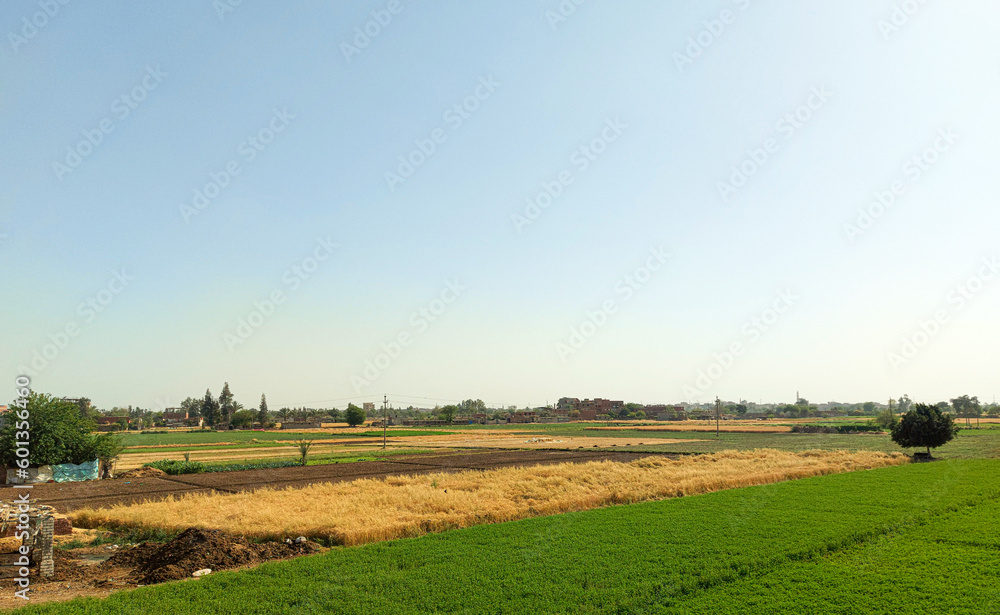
left=203, top=460, right=300, bottom=473
left=144, top=460, right=206, bottom=475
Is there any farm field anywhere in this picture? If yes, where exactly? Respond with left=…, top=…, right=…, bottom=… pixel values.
left=100, top=420, right=1000, bottom=477
left=68, top=450, right=906, bottom=545
left=12, top=459, right=1000, bottom=614
left=9, top=450, right=658, bottom=512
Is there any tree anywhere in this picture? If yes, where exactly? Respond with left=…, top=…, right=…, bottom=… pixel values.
left=874, top=407, right=898, bottom=430
left=344, top=404, right=366, bottom=427
left=257, top=394, right=269, bottom=428
left=295, top=439, right=314, bottom=465
left=891, top=403, right=959, bottom=456
left=439, top=405, right=458, bottom=424
left=862, top=402, right=876, bottom=414
left=201, top=389, right=219, bottom=426
left=897, top=394, right=912, bottom=415
left=230, top=410, right=256, bottom=429
left=276, top=407, right=292, bottom=423
left=180, top=396, right=202, bottom=418
left=735, top=403, right=748, bottom=415
left=93, top=432, right=126, bottom=479
left=0, top=393, right=99, bottom=466
left=459, top=399, right=487, bottom=413
left=951, top=395, right=981, bottom=428
left=218, top=382, right=235, bottom=426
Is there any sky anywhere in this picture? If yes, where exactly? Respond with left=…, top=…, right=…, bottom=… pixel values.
left=2, top=0, right=999, bottom=411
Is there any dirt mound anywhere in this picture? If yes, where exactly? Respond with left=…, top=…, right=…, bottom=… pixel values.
left=103, top=542, right=161, bottom=568
left=115, top=466, right=167, bottom=479
left=106, top=528, right=320, bottom=584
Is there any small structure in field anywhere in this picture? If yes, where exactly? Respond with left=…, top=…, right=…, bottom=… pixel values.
left=0, top=504, right=55, bottom=579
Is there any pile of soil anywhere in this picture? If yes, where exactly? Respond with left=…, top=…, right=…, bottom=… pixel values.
left=105, top=528, right=321, bottom=584
left=115, top=466, right=167, bottom=479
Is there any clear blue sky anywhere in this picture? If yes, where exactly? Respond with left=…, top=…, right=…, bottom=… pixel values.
left=2, top=1, right=998, bottom=411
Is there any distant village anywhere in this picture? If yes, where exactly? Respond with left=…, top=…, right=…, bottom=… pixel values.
left=6, top=393, right=981, bottom=432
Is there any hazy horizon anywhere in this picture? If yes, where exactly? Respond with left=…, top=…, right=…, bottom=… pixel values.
left=3, top=1, right=998, bottom=410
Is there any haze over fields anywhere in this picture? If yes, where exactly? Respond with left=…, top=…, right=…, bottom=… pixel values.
left=2, top=1, right=998, bottom=409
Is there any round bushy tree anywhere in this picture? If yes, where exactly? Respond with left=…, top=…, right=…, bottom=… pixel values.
left=0, top=392, right=98, bottom=466
left=344, top=404, right=366, bottom=427
left=891, top=403, right=959, bottom=456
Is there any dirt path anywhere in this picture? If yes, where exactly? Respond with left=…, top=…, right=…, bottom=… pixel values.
left=1, top=450, right=667, bottom=513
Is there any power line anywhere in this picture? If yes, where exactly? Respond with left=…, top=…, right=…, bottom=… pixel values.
left=269, top=394, right=375, bottom=407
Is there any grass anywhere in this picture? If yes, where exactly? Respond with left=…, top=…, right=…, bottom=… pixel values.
left=580, top=426, right=1000, bottom=459
left=69, top=450, right=906, bottom=545
left=18, top=459, right=1000, bottom=614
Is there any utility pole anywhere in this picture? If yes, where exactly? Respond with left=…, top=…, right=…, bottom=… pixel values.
left=715, top=397, right=721, bottom=438
left=382, top=394, right=388, bottom=450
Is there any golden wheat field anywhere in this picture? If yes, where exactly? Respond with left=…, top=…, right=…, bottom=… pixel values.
left=71, top=449, right=908, bottom=546
left=587, top=424, right=794, bottom=433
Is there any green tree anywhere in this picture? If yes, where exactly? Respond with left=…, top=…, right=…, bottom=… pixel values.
left=344, top=404, right=366, bottom=427
left=295, top=439, right=314, bottom=465
left=257, top=394, right=269, bottom=428
left=276, top=407, right=292, bottom=423
left=180, top=396, right=202, bottom=418
left=0, top=392, right=98, bottom=466
left=218, top=382, right=235, bottom=426
left=891, top=403, right=959, bottom=456
left=735, top=404, right=748, bottom=415
left=459, top=399, right=487, bottom=413
left=950, top=395, right=981, bottom=428
left=439, top=404, right=458, bottom=424
left=897, top=394, right=912, bottom=415
left=201, top=389, right=219, bottom=426
left=874, top=407, right=898, bottom=430
left=93, top=432, right=127, bottom=478
left=231, top=410, right=256, bottom=429
left=862, top=402, right=876, bottom=414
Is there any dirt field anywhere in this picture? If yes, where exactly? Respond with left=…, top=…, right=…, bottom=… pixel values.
left=2, top=450, right=664, bottom=513
left=0, top=528, right=321, bottom=610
